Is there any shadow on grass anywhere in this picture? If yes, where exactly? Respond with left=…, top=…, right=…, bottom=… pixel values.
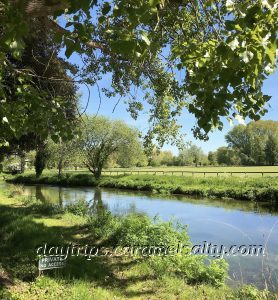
left=0, top=203, right=153, bottom=298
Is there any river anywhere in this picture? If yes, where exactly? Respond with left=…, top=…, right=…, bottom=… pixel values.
left=11, top=184, right=278, bottom=290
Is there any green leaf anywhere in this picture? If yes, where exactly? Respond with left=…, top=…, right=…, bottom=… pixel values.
left=141, top=32, right=150, bottom=46
left=149, top=0, right=160, bottom=7
left=102, top=2, right=111, bottom=15
left=110, top=40, right=137, bottom=56
left=51, top=135, right=59, bottom=143
left=65, top=39, right=76, bottom=58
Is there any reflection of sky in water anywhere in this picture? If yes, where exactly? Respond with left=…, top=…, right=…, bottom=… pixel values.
left=19, top=184, right=278, bottom=290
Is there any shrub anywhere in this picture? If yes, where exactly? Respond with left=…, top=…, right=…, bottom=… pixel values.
left=88, top=212, right=228, bottom=287
left=148, top=255, right=228, bottom=287
left=236, top=285, right=270, bottom=300
left=89, top=210, right=121, bottom=241
left=65, top=199, right=90, bottom=216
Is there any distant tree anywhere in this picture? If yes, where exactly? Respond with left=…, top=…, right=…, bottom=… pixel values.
left=115, top=131, right=147, bottom=168
left=208, top=151, right=217, bottom=165
left=225, top=125, right=253, bottom=165
left=265, top=135, right=278, bottom=165
left=160, top=151, right=175, bottom=166
left=178, top=145, right=205, bottom=167
left=216, top=147, right=240, bottom=166
left=47, top=138, right=82, bottom=177
left=79, top=116, right=143, bottom=179
left=225, top=121, right=278, bottom=165
left=149, top=150, right=175, bottom=167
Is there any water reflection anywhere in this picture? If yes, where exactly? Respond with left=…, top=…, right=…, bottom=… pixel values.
left=89, top=188, right=108, bottom=216
left=21, top=184, right=278, bottom=215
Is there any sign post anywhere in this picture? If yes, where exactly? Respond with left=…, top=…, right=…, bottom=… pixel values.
left=38, top=256, right=66, bottom=275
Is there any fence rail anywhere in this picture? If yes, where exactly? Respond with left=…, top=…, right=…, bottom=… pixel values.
left=99, top=170, right=278, bottom=177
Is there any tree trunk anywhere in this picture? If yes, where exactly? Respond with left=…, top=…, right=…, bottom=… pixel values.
left=19, top=151, right=26, bottom=174
left=94, top=168, right=102, bottom=180
left=58, top=159, right=63, bottom=178
left=35, top=147, right=48, bottom=178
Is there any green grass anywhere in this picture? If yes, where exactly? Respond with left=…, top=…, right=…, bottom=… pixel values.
left=88, top=165, right=278, bottom=178
left=106, top=166, right=278, bottom=172
left=16, top=165, right=278, bottom=178
left=0, top=184, right=276, bottom=300
left=7, top=172, right=278, bottom=202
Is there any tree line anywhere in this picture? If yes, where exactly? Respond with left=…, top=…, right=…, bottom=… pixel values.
left=209, top=120, right=278, bottom=166
left=144, top=120, right=278, bottom=168
left=1, top=119, right=277, bottom=179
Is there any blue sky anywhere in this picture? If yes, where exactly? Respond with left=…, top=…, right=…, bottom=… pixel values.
left=76, top=63, right=277, bottom=154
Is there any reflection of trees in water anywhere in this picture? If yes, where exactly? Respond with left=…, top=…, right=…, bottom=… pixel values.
left=259, top=199, right=278, bottom=214
left=35, top=186, right=46, bottom=202
left=33, top=186, right=63, bottom=206
left=89, top=188, right=108, bottom=216
left=24, top=185, right=278, bottom=215
left=58, top=187, right=62, bottom=207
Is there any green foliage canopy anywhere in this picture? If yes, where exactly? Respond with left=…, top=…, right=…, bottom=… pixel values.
left=225, top=120, right=278, bottom=165
left=1, top=0, right=277, bottom=146
left=0, top=18, right=78, bottom=147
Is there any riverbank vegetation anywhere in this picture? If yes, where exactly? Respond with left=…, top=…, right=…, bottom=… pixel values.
left=7, top=172, right=278, bottom=202
left=0, top=183, right=275, bottom=300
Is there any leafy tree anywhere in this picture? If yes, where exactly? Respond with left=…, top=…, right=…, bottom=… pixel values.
left=177, top=145, right=206, bottom=167
left=115, top=131, right=147, bottom=168
left=265, top=135, right=278, bottom=165
left=208, top=151, right=217, bottom=165
left=34, top=147, right=49, bottom=178
left=79, top=116, right=143, bottom=179
left=149, top=149, right=175, bottom=167
left=225, top=125, right=253, bottom=165
left=216, top=147, right=240, bottom=166
left=226, top=120, right=278, bottom=165
left=0, top=18, right=78, bottom=146
left=1, top=1, right=277, bottom=146
left=46, top=138, right=82, bottom=177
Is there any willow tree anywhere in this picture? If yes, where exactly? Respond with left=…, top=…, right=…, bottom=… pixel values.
left=79, top=116, right=143, bottom=179
left=1, top=0, right=277, bottom=147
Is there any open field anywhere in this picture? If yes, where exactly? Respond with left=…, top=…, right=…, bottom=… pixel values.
left=62, top=166, right=278, bottom=178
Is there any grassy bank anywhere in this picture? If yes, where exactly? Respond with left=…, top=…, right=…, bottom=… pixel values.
left=0, top=183, right=276, bottom=300
left=7, top=172, right=278, bottom=201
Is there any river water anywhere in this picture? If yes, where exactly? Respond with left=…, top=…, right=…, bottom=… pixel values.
left=10, top=184, right=278, bottom=290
